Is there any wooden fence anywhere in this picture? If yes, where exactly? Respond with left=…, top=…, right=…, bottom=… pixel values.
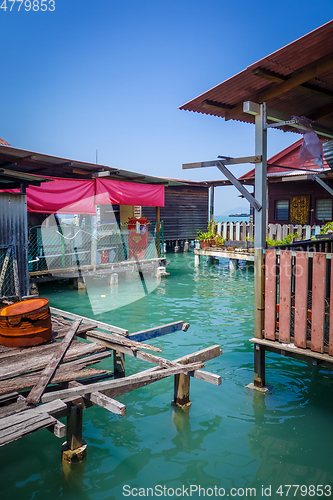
left=217, top=222, right=323, bottom=242
left=264, top=249, right=333, bottom=356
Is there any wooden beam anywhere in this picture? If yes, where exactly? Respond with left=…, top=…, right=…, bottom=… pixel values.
left=41, top=361, right=205, bottom=403
left=128, top=321, right=188, bottom=342
left=202, top=99, right=234, bottom=111
left=50, top=307, right=128, bottom=336
left=77, top=328, right=162, bottom=352
left=253, top=67, right=333, bottom=98
left=26, top=319, right=82, bottom=404
left=225, top=53, right=333, bottom=121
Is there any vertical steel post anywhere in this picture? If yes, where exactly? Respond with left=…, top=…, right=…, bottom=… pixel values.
left=209, top=185, right=215, bottom=222
left=254, top=103, right=267, bottom=338
left=254, top=103, right=267, bottom=387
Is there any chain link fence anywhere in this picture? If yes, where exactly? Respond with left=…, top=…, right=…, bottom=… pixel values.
left=28, top=221, right=164, bottom=273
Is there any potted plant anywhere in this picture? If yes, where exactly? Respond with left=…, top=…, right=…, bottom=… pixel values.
left=197, top=230, right=211, bottom=248
left=214, top=235, right=225, bottom=248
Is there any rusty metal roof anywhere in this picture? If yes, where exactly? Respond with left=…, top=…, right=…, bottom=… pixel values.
left=179, top=20, right=333, bottom=134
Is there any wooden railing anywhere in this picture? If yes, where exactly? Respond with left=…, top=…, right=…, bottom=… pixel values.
left=217, top=222, right=323, bottom=242
left=264, top=249, right=333, bottom=356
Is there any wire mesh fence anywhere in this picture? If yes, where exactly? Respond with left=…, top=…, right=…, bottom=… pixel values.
left=28, top=221, right=164, bottom=272
left=0, top=244, right=20, bottom=299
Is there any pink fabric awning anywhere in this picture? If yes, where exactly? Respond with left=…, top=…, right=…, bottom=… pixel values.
left=1, top=177, right=165, bottom=213
left=26, top=179, right=96, bottom=214
left=96, top=178, right=164, bottom=207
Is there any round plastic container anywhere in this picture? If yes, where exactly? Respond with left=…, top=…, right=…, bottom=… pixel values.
left=0, top=298, right=52, bottom=348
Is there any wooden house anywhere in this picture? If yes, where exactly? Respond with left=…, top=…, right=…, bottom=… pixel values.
left=239, top=139, right=333, bottom=226
left=179, top=20, right=333, bottom=389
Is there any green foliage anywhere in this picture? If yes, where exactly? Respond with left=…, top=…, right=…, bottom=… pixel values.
left=266, top=231, right=300, bottom=247
left=197, top=219, right=218, bottom=240
left=321, top=221, right=333, bottom=234
left=214, top=235, right=225, bottom=247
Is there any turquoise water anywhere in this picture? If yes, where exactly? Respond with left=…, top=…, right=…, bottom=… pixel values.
left=1, top=253, right=333, bottom=500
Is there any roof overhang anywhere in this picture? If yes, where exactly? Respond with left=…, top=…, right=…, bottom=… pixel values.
left=179, top=20, right=333, bottom=137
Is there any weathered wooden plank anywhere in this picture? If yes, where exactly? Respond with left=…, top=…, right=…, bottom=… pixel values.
left=294, top=252, right=308, bottom=348
left=27, top=319, right=82, bottom=404
left=0, top=368, right=111, bottom=396
left=0, top=414, right=57, bottom=446
left=128, top=321, right=189, bottom=342
left=0, top=399, right=67, bottom=432
left=80, top=329, right=162, bottom=352
left=50, top=307, right=128, bottom=336
left=102, top=346, right=222, bottom=398
left=264, top=250, right=277, bottom=340
left=81, top=387, right=126, bottom=416
left=41, top=362, right=205, bottom=403
left=311, top=253, right=326, bottom=353
left=279, top=251, right=292, bottom=342
left=0, top=341, right=106, bottom=381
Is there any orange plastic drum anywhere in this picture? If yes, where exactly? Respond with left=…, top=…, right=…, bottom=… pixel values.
left=0, top=298, right=52, bottom=348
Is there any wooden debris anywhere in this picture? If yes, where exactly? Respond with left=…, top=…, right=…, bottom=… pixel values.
left=27, top=319, right=82, bottom=404
left=41, top=361, right=205, bottom=403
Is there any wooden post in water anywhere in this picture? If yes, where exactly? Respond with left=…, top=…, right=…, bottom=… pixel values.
left=61, top=404, right=87, bottom=463
left=114, top=350, right=126, bottom=378
left=173, top=373, right=191, bottom=407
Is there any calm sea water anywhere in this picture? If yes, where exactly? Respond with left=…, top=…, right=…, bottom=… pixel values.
left=1, top=253, right=333, bottom=500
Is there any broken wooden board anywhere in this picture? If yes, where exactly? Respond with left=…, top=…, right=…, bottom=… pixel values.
left=41, top=361, right=205, bottom=403
left=0, top=399, right=67, bottom=447
left=27, top=319, right=82, bottom=404
left=0, top=340, right=107, bottom=381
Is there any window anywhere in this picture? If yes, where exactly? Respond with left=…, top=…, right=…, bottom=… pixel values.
left=275, top=200, right=289, bottom=220
left=316, top=199, right=332, bottom=220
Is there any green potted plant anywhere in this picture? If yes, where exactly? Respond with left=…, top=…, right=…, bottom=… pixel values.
left=197, top=230, right=211, bottom=248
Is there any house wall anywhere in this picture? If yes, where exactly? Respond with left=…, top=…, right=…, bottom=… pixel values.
left=142, top=185, right=209, bottom=240
left=268, top=179, right=333, bottom=225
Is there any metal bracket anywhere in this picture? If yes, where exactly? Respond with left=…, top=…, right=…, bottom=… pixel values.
left=216, top=161, right=262, bottom=211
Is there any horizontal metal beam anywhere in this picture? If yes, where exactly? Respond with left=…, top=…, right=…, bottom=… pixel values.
left=182, top=156, right=262, bottom=170
left=264, top=108, right=333, bottom=139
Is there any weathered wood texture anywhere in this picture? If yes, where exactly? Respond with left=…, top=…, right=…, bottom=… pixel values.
left=264, top=250, right=333, bottom=358
left=27, top=319, right=82, bottom=404
left=0, top=399, right=67, bottom=447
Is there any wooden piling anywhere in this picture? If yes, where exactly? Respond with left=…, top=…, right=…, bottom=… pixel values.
left=61, top=403, right=87, bottom=463
left=173, top=373, right=191, bottom=408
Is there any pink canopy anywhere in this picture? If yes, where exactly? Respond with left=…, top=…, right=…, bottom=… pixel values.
left=95, top=178, right=164, bottom=207
left=2, top=177, right=164, bottom=213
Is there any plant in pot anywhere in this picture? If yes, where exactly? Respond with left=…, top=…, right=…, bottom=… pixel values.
left=207, top=220, right=217, bottom=246
left=197, top=230, right=211, bottom=248
left=214, top=236, right=225, bottom=248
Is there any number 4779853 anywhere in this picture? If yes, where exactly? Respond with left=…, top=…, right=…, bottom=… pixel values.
left=0, top=1, right=55, bottom=11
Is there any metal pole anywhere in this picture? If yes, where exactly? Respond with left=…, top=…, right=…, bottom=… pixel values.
left=209, top=185, right=215, bottom=222
left=254, top=103, right=267, bottom=387
left=254, top=103, right=267, bottom=336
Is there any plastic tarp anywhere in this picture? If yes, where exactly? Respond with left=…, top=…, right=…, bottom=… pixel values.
left=26, top=179, right=96, bottom=214
left=96, top=178, right=164, bottom=207
left=2, top=177, right=164, bottom=213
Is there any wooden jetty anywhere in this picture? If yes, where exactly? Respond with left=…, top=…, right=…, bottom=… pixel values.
left=0, top=307, right=222, bottom=461
left=194, top=247, right=254, bottom=270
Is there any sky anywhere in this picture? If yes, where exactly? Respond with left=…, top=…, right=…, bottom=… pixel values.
left=1, top=0, right=332, bottom=215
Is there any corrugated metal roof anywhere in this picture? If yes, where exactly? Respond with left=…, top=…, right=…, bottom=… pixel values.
left=179, top=20, right=333, bottom=133
left=0, top=145, right=209, bottom=188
